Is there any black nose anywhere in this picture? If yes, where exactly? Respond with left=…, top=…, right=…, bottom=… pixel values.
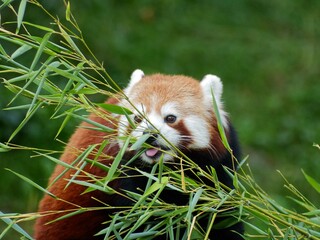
left=143, top=131, right=158, bottom=145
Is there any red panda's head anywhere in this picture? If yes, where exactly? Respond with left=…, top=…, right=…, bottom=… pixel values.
left=118, top=69, right=228, bottom=164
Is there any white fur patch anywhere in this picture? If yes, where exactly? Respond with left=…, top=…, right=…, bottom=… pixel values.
left=184, top=116, right=211, bottom=149
left=161, top=102, right=180, bottom=118
left=124, top=69, right=144, bottom=95
left=200, top=74, right=228, bottom=129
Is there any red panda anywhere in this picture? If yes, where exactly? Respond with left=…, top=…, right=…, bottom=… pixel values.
left=34, top=70, right=244, bottom=239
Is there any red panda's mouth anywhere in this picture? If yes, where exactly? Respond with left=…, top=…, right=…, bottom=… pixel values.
left=145, top=148, right=160, bottom=158
left=144, top=145, right=170, bottom=159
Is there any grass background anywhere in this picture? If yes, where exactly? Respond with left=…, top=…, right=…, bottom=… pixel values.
left=1, top=0, right=319, bottom=237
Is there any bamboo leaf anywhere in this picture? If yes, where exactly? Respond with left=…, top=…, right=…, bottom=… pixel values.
left=66, top=1, right=71, bottom=21
left=46, top=209, right=86, bottom=224
left=11, top=44, right=32, bottom=59
left=93, top=139, right=110, bottom=162
left=0, top=211, right=33, bottom=240
left=0, top=143, right=11, bottom=152
left=0, top=0, right=14, bottom=10
left=58, top=24, right=84, bottom=58
left=29, top=32, right=52, bottom=72
left=104, top=136, right=131, bottom=186
left=5, top=169, right=56, bottom=198
left=185, top=188, right=203, bottom=223
left=210, top=88, right=231, bottom=152
left=97, top=103, right=133, bottom=115
left=0, top=42, right=8, bottom=55
left=68, top=113, right=114, bottom=133
left=21, top=22, right=55, bottom=33
left=47, top=65, right=96, bottom=88
left=8, top=101, right=43, bottom=143
left=65, top=144, right=97, bottom=189
left=129, top=133, right=150, bottom=151
left=302, top=170, right=320, bottom=194
left=27, top=62, right=50, bottom=115
left=55, top=111, right=72, bottom=138
left=16, top=0, right=27, bottom=33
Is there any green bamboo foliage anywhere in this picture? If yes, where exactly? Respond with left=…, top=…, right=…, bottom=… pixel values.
left=0, top=1, right=319, bottom=239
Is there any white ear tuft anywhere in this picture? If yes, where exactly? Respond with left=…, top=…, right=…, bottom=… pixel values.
left=200, top=74, right=223, bottom=101
left=124, top=69, right=145, bottom=95
left=129, top=69, right=144, bottom=86
left=200, top=74, right=229, bottom=129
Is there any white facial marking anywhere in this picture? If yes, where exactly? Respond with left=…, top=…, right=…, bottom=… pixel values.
left=161, top=102, right=179, bottom=117
left=184, top=116, right=211, bottom=149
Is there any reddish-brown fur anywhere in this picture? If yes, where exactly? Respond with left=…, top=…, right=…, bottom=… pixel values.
left=34, top=98, right=120, bottom=240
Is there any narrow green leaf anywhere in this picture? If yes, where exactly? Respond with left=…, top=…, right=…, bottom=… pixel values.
left=104, top=137, right=131, bottom=185
left=47, top=209, right=86, bottom=224
left=69, top=179, right=114, bottom=194
left=126, top=231, right=159, bottom=239
left=303, top=209, right=320, bottom=216
left=58, top=24, right=84, bottom=58
left=0, top=0, right=14, bottom=11
left=85, top=159, right=110, bottom=173
left=66, top=1, right=71, bottom=21
left=35, top=151, right=76, bottom=170
left=185, top=188, right=203, bottom=223
left=52, top=62, right=84, bottom=118
left=27, top=66, right=48, bottom=115
left=210, top=88, right=231, bottom=152
left=21, top=22, right=55, bottom=33
left=30, top=32, right=52, bottom=71
left=130, top=133, right=150, bottom=151
left=233, top=172, right=239, bottom=190
left=95, top=213, right=121, bottom=237
left=97, top=103, right=133, bottom=115
left=55, top=112, right=72, bottom=138
left=144, top=178, right=168, bottom=196
left=65, top=144, right=97, bottom=189
left=11, top=44, right=32, bottom=59
left=0, top=143, right=11, bottom=152
left=136, top=168, right=181, bottom=192
left=129, top=177, right=168, bottom=216
left=6, top=72, right=34, bottom=84
left=244, top=221, right=268, bottom=235
left=6, top=169, right=56, bottom=198
left=93, top=139, right=110, bottom=162
left=0, top=42, right=8, bottom=55
left=302, top=169, right=320, bottom=194
left=47, top=65, right=96, bottom=88
left=124, top=212, right=151, bottom=239
left=16, top=0, right=27, bottom=33
left=69, top=113, right=114, bottom=133
left=8, top=101, right=43, bottom=143
left=0, top=211, right=33, bottom=240
left=72, top=88, right=97, bottom=94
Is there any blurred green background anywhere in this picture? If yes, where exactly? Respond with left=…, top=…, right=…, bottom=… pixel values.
left=1, top=0, right=319, bottom=237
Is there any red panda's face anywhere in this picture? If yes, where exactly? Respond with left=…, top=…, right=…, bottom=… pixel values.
left=118, top=70, right=227, bottom=164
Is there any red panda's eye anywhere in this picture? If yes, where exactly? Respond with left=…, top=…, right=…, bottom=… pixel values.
left=134, top=115, right=142, bottom=124
left=164, top=115, right=177, bottom=124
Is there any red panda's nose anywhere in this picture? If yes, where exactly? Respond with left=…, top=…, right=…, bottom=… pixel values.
left=143, top=132, right=158, bottom=145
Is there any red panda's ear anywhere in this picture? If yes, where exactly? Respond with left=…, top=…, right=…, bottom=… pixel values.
left=124, top=69, right=145, bottom=94
left=200, top=74, right=229, bottom=129
left=200, top=74, right=223, bottom=103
